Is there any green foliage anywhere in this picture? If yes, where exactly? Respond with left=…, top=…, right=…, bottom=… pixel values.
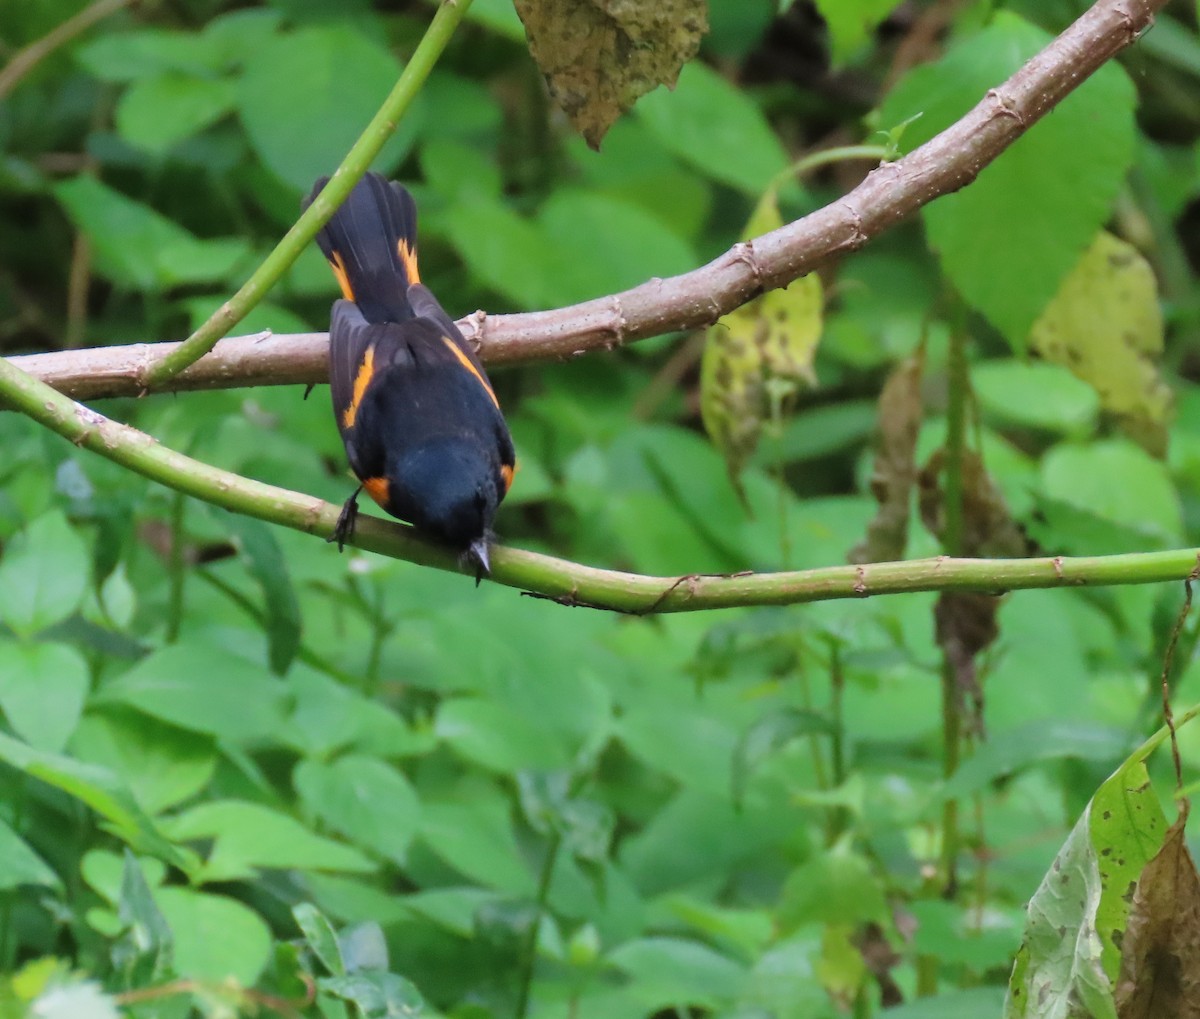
left=2, top=0, right=1200, bottom=1017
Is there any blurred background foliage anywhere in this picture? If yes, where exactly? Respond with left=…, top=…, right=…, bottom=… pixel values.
left=2, top=0, right=1200, bottom=1016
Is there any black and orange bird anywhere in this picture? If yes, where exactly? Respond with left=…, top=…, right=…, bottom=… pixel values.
left=305, top=173, right=515, bottom=575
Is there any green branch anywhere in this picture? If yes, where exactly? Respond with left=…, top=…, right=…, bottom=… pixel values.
left=2, top=353, right=1199, bottom=614
left=141, top=0, right=474, bottom=388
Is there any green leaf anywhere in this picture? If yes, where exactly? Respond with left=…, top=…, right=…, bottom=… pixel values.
left=972, top=359, right=1099, bottom=435
left=54, top=177, right=250, bottom=289
left=163, top=800, right=376, bottom=882
left=0, top=510, right=89, bottom=637
left=636, top=61, right=791, bottom=194
left=228, top=516, right=301, bottom=675
left=69, top=710, right=218, bottom=814
left=73, top=29, right=224, bottom=82
left=0, top=818, right=58, bottom=890
left=285, top=668, right=428, bottom=759
left=156, top=887, right=272, bottom=986
left=1040, top=439, right=1182, bottom=546
left=115, top=73, right=236, bottom=154
left=814, top=0, right=906, bottom=62
left=879, top=12, right=1136, bottom=347
left=442, top=199, right=555, bottom=308
left=435, top=697, right=569, bottom=772
left=0, top=732, right=183, bottom=866
left=607, top=937, right=747, bottom=1011
left=294, top=755, right=421, bottom=864
left=237, top=26, right=420, bottom=191
left=537, top=190, right=697, bottom=306
left=293, top=902, right=345, bottom=977
left=419, top=796, right=534, bottom=895
left=320, top=971, right=424, bottom=1019
left=732, top=708, right=835, bottom=804
left=114, top=849, right=173, bottom=982
left=97, top=640, right=289, bottom=743
left=777, top=842, right=888, bottom=931
left=0, top=641, right=89, bottom=752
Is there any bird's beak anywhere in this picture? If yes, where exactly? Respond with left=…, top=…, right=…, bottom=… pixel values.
left=467, top=537, right=491, bottom=585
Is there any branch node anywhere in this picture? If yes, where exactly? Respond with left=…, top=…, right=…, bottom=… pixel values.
left=986, top=87, right=1027, bottom=126
left=854, top=565, right=868, bottom=596
left=1052, top=555, right=1064, bottom=580
left=461, top=309, right=488, bottom=351
left=731, top=241, right=767, bottom=294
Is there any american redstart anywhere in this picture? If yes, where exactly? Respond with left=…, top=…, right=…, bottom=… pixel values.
left=304, top=173, right=515, bottom=576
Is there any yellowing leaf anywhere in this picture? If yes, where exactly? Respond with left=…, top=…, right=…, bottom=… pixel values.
left=513, top=0, right=708, bottom=148
left=700, top=190, right=823, bottom=495
left=1029, top=232, right=1172, bottom=456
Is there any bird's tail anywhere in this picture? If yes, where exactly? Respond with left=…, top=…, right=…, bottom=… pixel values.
left=306, top=172, right=420, bottom=323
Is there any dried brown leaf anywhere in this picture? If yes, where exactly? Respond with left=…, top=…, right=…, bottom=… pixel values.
left=512, top=0, right=708, bottom=148
left=1115, top=811, right=1200, bottom=1019
left=848, top=355, right=925, bottom=564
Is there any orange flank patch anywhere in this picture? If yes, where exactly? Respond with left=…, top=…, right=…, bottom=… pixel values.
left=330, top=250, right=355, bottom=301
left=500, top=462, right=515, bottom=495
left=440, top=337, right=499, bottom=409
left=363, top=476, right=389, bottom=508
left=341, top=346, right=375, bottom=429
left=397, top=238, right=420, bottom=285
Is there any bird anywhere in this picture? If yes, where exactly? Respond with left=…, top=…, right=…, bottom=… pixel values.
left=305, top=172, right=515, bottom=576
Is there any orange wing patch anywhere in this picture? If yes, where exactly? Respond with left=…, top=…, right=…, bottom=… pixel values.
left=329, top=250, right=355, bottom=301
left=440, top=336, right=499, bottom=410
left=363, top=476, right=390, bottom=508
left=500, top=462, right=515, bottom=495
left=341, top=346, right=375, bottom=429
left=398, top=238, right=420, bottom=285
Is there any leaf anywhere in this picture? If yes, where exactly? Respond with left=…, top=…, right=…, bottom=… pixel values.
left=0, top=641, right=89, bottom=752
left=54, top=177, right=250, bottom=289
left=435, top=697, right=569, bottom=772
left=163, top=800, right=376, bottom=882
left=1040, top=439, right=1182, bottom=546
left=115, top=73, right=237, bottom=154
left=637, top=61, right=791, bottom=194
left=1091, top=761, right=1169, bottom=982
left=156, top=887, right=272, bottom=985
left=732, top=708, right=835, bottom=805
left=972, top=359, right=1100, bottom=435
left=0, top=510, right=89, bottom=637
left=512, top=0, right=707, bottom=148
left=777, top=842, right=888, bottom=932
left=237, top=26, right=419, bottom=191
left=1003, top=802, right=1117, bottom=1019
left=879, top=12, right=1136, bottom=347
left=69, top=710, right=218, bottom=815
left=293, top=902, right=345, bottom=977
left=848, top=355, right=924, bottom=563
left=294, top=755, right=421, bottom=864
left=606, top=937, right=747, bottom=1010
left=0, top=818, right=58, bottom=890
left=113, top=849, right=173, bottom=983
left=73, top=29, right=224, bottom=82
left=320, top=971, right=424, bottom=1019
left=227, top=516, right=301, bottom=675
left=419, top=796, right=534, bottom=895
left=97, top=640, right=289, bottom=743
left=1029, top=232, right=1172, bottom=456
left=1114, top=812, right=1200, bottom=1018
left=0, top=732, right=183, bottom=867
left=814, top=0, right=906, bottom=62
left=701, top=189, right=823, bottom=489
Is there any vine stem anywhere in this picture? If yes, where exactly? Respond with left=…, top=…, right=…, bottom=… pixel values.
left=2, top=352, right=1200, bottom=612
left=141, top=0, right=475, bottom=387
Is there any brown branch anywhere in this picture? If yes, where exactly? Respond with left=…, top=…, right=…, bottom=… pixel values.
left=11, top=0, right=1161, bottom=401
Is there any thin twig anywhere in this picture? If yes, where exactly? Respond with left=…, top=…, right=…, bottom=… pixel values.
left=0, top=0, right=132, bottom=101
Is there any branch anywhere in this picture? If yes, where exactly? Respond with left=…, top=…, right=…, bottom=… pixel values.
left=1, top=350, right=1198, bottom=613
left=13, top=0, right=1165, bottom=402
left=139, top=0, right=475, bottom=387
